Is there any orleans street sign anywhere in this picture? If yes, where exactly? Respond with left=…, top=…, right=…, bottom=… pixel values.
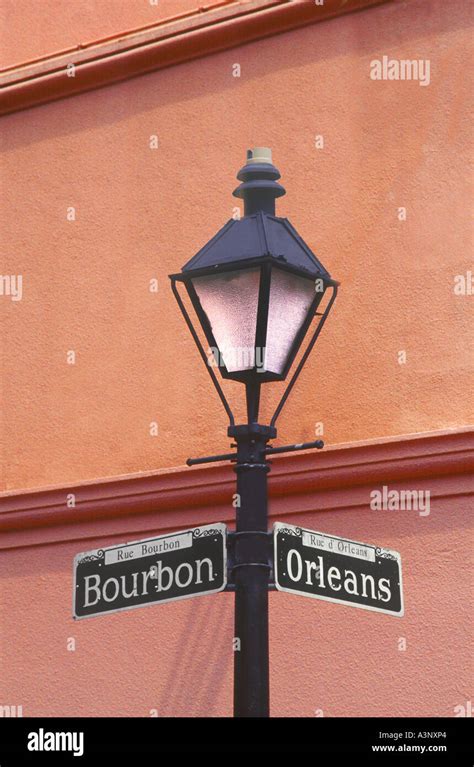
left=73, top=524, right=227, bottom=619
left=273, top=522, right=403, bottom=617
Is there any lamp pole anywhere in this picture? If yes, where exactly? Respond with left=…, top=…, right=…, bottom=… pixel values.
left=230, top=409, right=275, bottom=716
left=230, top=158, right=279, bottom=718
left=170, top=147, right=338, bottom=719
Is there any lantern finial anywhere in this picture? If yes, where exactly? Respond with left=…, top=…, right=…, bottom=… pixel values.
left=246, top=147, right=272, bottom=164
left=233, top=147, right=285, bottom=216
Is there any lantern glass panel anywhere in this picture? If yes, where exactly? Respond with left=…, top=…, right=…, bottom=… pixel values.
left=192, top=268, right=261, bottom=373
left=264, top=269, right=317, bottom=375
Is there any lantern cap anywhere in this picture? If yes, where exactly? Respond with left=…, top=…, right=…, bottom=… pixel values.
left=178, top=211, right=336, bottom=284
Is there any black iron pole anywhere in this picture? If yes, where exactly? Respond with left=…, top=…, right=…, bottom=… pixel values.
left=229, top=379, right=275, bottom=717
left=172, top=147, right=338, bottom=717
left=230, top=425, right=272, bottom=716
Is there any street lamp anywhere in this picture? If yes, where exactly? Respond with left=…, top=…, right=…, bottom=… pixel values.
left=169, top=148, right=338, bottom=717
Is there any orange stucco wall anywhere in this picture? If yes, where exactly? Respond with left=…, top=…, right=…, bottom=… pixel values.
left=0, top=0, right=202, bottom=68
left=1, top=0, right=472, bottom=492
left=0, top=0, right=472, bottom=722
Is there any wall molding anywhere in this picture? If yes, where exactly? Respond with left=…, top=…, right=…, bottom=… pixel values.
left=1, top=428, right=472, bottom=551
left=0, top=0, right=392, bottom=116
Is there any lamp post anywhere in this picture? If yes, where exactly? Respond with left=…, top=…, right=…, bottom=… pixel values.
left=169, top=148, right=338, bottom=717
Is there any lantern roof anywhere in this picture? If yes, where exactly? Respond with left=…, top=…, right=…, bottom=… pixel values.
left=181, top=211, right=335, bottom=283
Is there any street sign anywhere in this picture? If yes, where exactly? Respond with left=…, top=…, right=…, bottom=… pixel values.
left=273, top=522, right=403, bottom=617
left=73, top=523, right=227, bottom=620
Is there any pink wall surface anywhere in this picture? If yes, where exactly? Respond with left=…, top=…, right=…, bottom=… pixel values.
left=0, top=483, right=471, bottom=716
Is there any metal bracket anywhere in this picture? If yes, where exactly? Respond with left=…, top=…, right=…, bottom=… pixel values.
left=225, top=531, right=276, bottom=591
left=187, top=438, right=325, bottom=466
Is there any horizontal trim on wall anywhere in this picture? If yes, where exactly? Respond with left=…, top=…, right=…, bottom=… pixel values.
left=0, top=0, right=392, bottom=116
left=0, top=428, right=472, bottom=551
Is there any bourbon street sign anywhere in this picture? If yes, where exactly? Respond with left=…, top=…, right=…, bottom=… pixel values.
left=274, top=522, right=403, bottom=617
left=73, top=524, right=227, bottom=620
